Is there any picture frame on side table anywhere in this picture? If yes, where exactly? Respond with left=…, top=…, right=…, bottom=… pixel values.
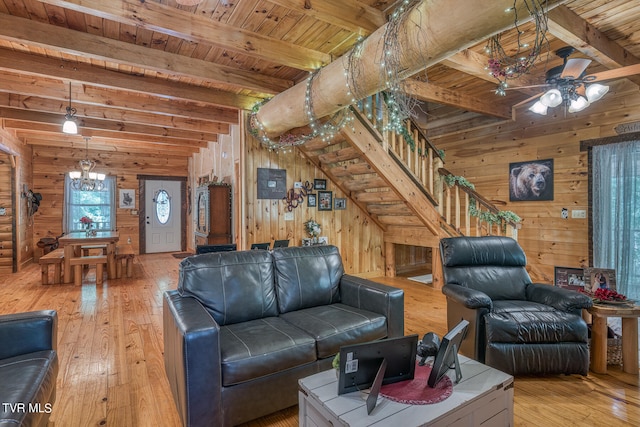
left=583, top=268, right=616, bottom=293
left=318, top=191, right=332, bottom=211
left=554, top=266, right=585, bottom=291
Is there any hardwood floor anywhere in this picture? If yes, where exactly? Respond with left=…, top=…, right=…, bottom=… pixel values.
left=0, top=253, right=638, bottom=426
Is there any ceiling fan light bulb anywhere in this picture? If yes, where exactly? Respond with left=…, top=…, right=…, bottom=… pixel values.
left=585, top=84, right=609, bottom=102
left=568, top=96, right=590, bottom=113
left=539, top=89, right=563, bottom=108
left=529, top=101, right=548, bottom=115
left=63, top=119, right=78, bottom=134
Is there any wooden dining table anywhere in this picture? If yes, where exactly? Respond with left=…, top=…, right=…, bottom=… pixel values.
left=58, top=231, right=120, bottom=284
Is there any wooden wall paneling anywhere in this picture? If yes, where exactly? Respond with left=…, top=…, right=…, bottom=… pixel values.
left=0, top=152, right=12, bottom=273
left=31, top=145, right=188, bottom=255
left=432, top=81, right=640, bottom=283
left=243, top=130, right=385, bottom=276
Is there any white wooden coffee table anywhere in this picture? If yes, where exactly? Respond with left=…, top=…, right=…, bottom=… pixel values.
left=298, top=355, right=513, bottom=427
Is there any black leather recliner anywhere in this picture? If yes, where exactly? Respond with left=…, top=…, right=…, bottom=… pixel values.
left=0, top=310, right=58, bottom=427
left=440, top=236, right=592, bottom=375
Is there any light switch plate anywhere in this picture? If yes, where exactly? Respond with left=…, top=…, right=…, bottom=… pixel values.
left=572, top=209, right=587, bottom=219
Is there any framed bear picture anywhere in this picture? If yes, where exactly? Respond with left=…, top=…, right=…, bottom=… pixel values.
left=509, top=159, right=554, bottom=201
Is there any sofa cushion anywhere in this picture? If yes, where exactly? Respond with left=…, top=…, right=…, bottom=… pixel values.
left=486, top=300, right=588, bottom=343
left=280, top=303, right=387, bottom=358
left=178, top=250, right=278, bottom=325
left=272, top=245, right=344, bottom=313
left=220, top=317, right=317, bottom=386
left=0, top=350, right=58, bottom=426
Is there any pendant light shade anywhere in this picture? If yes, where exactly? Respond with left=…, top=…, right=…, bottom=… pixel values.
left=539, top=89, right=563, bottom=108
left=585, top=83, right=610, bottom=103
left=62, top=82, right=78, bottom=135
left=528, top=101, right=548, bottom=115
left=568, top=95, right=590, bottom=113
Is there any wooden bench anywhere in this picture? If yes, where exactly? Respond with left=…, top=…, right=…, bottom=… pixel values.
left=115, top=244, right=135, bottom=279
left=81, top=244, right=107, bottom=256
left=69, top=255, right=108, bottom=286
left=39, top=248, right=65, bottom=285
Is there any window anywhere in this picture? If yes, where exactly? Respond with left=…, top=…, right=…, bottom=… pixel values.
left=64, top=175, right=116, bottom=233
left=155, top=189, right=171, bottom=224
left=592, top=141, right=640, bottom=300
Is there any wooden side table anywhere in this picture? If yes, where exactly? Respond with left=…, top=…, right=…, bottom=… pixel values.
left=587, top=304, right=640, bottom=375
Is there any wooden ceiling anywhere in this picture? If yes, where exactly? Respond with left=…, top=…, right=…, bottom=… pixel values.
left=0, top=0, right=639, bottom=156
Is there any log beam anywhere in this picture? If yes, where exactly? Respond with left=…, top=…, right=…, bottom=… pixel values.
left=256, top=0, right=566, bottom=137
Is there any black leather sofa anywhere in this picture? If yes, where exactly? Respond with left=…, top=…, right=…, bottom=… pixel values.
left=163, top=245, right=404, bottom=426
left=0, top=310, right=58, bottom=427
left=440, top=236, right=592, bottom=376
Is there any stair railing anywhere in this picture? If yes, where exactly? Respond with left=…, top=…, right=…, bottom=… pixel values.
left=354, top=93, right=520, bottom=240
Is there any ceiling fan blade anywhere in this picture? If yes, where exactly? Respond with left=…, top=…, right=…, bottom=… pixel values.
left=585, top=63, right=640, bottom=82
left=501, top=84, right=551, bottom=91
left=513, top=92, right=542, bottom=108
left=560, top=58, right=591, bottom=79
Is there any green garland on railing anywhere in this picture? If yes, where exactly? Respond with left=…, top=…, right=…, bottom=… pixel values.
left=444, top=174, right=521, bottom=229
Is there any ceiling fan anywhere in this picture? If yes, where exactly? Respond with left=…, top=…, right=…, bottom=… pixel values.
left=510, top=47, right=640, bottom=115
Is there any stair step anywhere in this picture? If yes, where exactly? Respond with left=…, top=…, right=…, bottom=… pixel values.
left=302, top=138, right=345, bottom=152
left=367, top=203, right=409, bottom=215
left=342, top=176, right=388, bottom=192
left=330, top=162, right=375, bottom=177
left=318, top=147, right=361, bottom=164
left=377, top=215, right=424, bottom=226
left=354, top=190, right=400, bottom=203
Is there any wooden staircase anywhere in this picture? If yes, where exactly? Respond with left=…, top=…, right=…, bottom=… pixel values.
left=296, top=93, right=519, bottom=286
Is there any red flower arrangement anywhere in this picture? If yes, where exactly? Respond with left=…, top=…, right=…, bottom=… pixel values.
left=80, top=216, right=93, bottom=225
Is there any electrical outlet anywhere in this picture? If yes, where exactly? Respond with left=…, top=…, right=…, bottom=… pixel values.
left=284, top=212, right=294, bottom=221
left=572, top=209, right=587, bottom=219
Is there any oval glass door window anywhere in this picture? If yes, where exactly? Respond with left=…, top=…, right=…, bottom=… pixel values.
left=155, top=189, right=171, bottom=224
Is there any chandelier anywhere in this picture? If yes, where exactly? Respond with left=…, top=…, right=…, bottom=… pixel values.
left=68, top=137, right=106, bottom=191
left=528, top=82, right=609, bottom=115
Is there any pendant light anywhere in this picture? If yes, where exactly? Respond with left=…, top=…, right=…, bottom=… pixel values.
left=62, top=82, right=78, bottom=135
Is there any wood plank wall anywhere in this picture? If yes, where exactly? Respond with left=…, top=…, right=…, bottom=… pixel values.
left=0, top=152, right=11, bottom=273
left=31, top=146, right=189, bottom=256
left=243, top=131, right=385, bottom=276
left=0, top=122, right=32, bottom=271
left=431, top=80, right=640, bottom=283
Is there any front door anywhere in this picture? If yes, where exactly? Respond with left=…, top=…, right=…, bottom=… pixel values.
left=145, top=180, right=181, bottom=253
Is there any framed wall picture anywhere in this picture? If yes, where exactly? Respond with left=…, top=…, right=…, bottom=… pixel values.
left=318, top=191, right=332, bottom=211
left=257, top=168, right=287, bottom=199
left=314, top=179, right=327, bottom=190
left=307, top=193, right=317, bottom=207
left=583, top=268, right=616, bottom=293
left=509, top=159, right=554, bottom=201
left=119, top=189, right=135, bottom=209
left=554, top=266, right=585, bottom=291
left=334, top=198, right=346, bottom=210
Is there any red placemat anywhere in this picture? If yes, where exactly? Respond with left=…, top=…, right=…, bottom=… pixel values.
left=380, top=361, right=453, bottom=405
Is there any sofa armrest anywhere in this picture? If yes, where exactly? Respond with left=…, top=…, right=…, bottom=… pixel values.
left=0, top=310, right=57, bottom=360
left=163, top=290, right=222, bottom=427
left=442, top=284, right=492, bottom=310
left=526, top=283, right=593, bottom=314
left=339, top=275, right=404, bottom=338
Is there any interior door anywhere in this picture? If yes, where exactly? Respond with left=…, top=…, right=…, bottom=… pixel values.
left=145, top=180, right=181, bottom=253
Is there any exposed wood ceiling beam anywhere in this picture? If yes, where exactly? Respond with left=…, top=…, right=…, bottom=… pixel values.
left=0, top=48, right=255, bottom=112
left=13, top=125, right=209, bottom=149
left=0, top=70, right=235, bottom=124
left=19, top=133, right=200, bottom=156
left=547, top=5, right=640, bottom=86
left=0, top=13, right=292, bottom=95
left=267, top=0, right=385, bottom=35
left=442, top=50, right=543, bottom=95
left=39, top=0, right=330, bottom=71
left=0, top=93, right=230, bottom=135
left=0, top=108, right=219, bottom=142
left=403, top=79, right=512, bottom=119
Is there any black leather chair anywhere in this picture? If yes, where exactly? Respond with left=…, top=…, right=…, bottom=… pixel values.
left=440, top=236, right=592, bottom=375
left=0, top=310, right=58, bottom=426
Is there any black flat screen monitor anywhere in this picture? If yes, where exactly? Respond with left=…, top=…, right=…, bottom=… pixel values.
left=196, top=244, right=237, bottom=254
left=250, top=243, right=270, bottom=250
left=272, top=239, right=290, bottom=248
left=337, top=334, right=418, bottom=395
left=427, top=319, right=469, bottom=388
